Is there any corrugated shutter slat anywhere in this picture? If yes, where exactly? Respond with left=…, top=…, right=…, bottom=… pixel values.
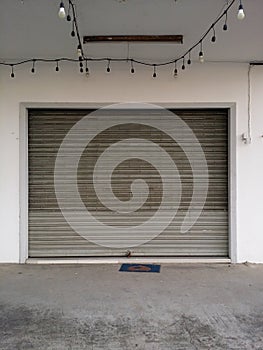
left=28, top=109, right=228, bottom=257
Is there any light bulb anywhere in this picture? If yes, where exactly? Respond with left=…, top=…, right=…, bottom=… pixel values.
left=85, top=60, right=89, bottom=76
left=152, top=66, right=157, bottom=78
left=31, top=60, right=36, bottom=73
left=130, top=60, right=135, bottom=74
left=77, top=45, right=82, bottom=58
left=10, top=65, right=15, bottom=78
left=199, top=52, right=204, bottom=63
left=58, top=2, right=66, bottom=19
left=106, top=60, right=111, bottom=73
left=173, top=62, right=178, bottom=77
left=211, top=26, right=216, bottom=42
left=237, top=4, right=245, bottom=20
left=223, top=11, right=228, bottom=31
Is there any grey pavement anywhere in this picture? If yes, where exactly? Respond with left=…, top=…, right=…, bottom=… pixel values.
left=0, top=263, right=263, bottom=349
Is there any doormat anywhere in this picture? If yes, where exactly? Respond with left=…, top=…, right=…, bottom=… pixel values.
left=119, top=264, right=161, bottom=273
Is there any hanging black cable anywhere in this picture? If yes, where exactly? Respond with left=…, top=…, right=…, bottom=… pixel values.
left=68, top=0, right=84, bottom=58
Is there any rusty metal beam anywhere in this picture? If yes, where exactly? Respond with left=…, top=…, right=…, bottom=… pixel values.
left=83, top=35, right=183, bottom=44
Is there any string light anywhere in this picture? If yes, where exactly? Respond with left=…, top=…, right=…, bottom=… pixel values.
left=10, top=65, right=15, bottom=78
left=187, top=52, right=191, bottom=65
left=199, top=42, right=204, bottom=63
left=79, top=61, right=83, bottom=73
left=58, top=2, right=66, bottom=19
left=130, top=60, right=135, bottom=74
left=237, top=1, right=245, bottom=20
left=65, top=0, right=84, bottom=62
left=181, top=57, right=186, bottom=70
left=71, top=22, right=75, bottom=37
left=7, top=0, right=245, bottom=80
left=106, top=60, right=111, bottom=73
left=66, top=2, right=71, bottom=21
left=173, top=62, right=178, bottom=77
left=77, top=44, right=82, bottom=58
left=211, top=26, right=216, bottom=42
left=152, top=65, right=157, bottom=78
left=31, top=60, right=36, bottom=73
left=85, top=60, right=89, bottom=76
left=223, top=11, right=228, bottom=31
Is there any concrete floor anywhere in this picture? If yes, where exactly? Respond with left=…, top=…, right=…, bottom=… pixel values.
left=0, top=263, right=263, bottom=350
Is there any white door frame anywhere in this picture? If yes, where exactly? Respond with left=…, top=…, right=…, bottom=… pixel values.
left=19, top=102, right=237, bottom=263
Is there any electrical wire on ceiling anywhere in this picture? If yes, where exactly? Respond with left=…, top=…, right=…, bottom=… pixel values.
left=1, top=0, right=246, bottom=78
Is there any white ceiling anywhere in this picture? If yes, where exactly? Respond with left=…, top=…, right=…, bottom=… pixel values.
left=0, top=0, right=262, bottom=63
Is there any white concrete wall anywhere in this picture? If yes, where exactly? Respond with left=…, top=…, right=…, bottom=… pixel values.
left=0, top=61, right=262, bottom=263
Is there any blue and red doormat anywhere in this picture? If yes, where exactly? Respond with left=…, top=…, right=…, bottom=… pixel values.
left=119, top=263, right=161, bottom=273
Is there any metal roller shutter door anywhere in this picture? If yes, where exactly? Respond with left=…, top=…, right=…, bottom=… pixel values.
left=28, top=108, right=229, bottom=257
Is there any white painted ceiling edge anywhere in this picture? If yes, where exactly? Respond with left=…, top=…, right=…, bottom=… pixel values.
left=0, top=0, right=262, bottom=63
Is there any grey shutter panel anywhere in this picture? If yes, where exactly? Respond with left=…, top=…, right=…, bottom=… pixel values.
left=28, top=108, right=228, bottom=257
